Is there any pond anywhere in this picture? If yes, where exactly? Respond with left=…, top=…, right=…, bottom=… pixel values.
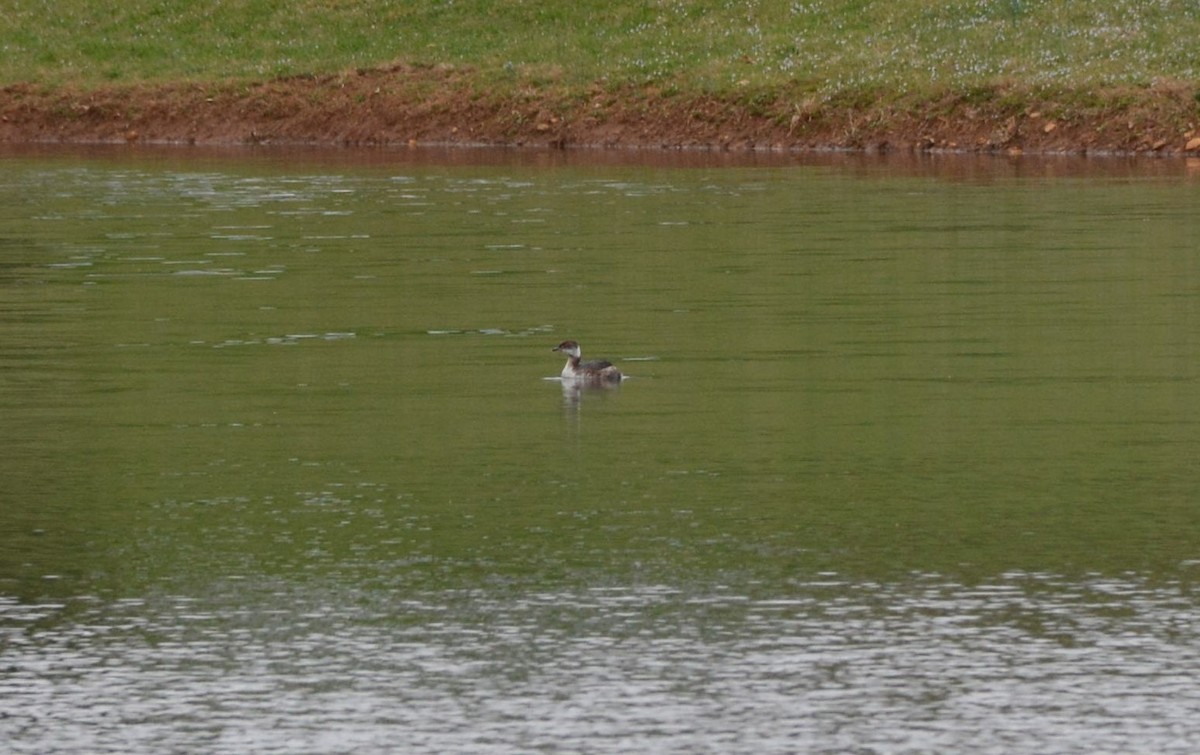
left=2, top=145, right=1199, bottom=753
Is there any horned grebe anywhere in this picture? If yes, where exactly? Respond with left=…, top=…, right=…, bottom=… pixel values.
left=553, top=340, right=623, bottom=383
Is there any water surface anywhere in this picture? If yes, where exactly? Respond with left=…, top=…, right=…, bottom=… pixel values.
left=2, top=146, right=1200, bottom=753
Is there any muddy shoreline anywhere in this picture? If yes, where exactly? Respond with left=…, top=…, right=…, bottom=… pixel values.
left=4, top=66, right=1200, bottom=156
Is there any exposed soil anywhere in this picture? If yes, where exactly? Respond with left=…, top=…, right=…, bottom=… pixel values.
left=3, top=63, right=1200, bottom=156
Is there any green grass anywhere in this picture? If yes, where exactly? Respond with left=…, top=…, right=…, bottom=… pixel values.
left=2, top=0, right=1199, bottom=96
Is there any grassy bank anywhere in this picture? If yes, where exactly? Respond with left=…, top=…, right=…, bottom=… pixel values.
left=7, top=0, right=1200, bottom=92
left=3, top=0, right=1200, bottom=152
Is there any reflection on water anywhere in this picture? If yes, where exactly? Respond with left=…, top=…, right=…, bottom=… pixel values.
left=4, top=572, right=1199, bottom=753
left=2, top=146, right=1200, bottom=752
left=550, top=375, right=624, bottom=412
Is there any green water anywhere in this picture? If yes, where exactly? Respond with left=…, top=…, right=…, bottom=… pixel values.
left=2, top=147, right=1199, bottom=752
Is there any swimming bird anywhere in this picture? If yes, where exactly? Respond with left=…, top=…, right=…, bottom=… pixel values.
left=552, top=340, right=623, bottom=383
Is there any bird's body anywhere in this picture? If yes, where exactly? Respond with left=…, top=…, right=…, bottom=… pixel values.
left=553, top=340, right=623, bottom=383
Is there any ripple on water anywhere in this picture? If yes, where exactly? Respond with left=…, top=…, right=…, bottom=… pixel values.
left=2, top=572, right=1199, bottom=753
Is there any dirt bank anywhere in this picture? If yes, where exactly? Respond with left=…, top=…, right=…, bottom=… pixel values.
left=3, top=64, right=1200, bottom=155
